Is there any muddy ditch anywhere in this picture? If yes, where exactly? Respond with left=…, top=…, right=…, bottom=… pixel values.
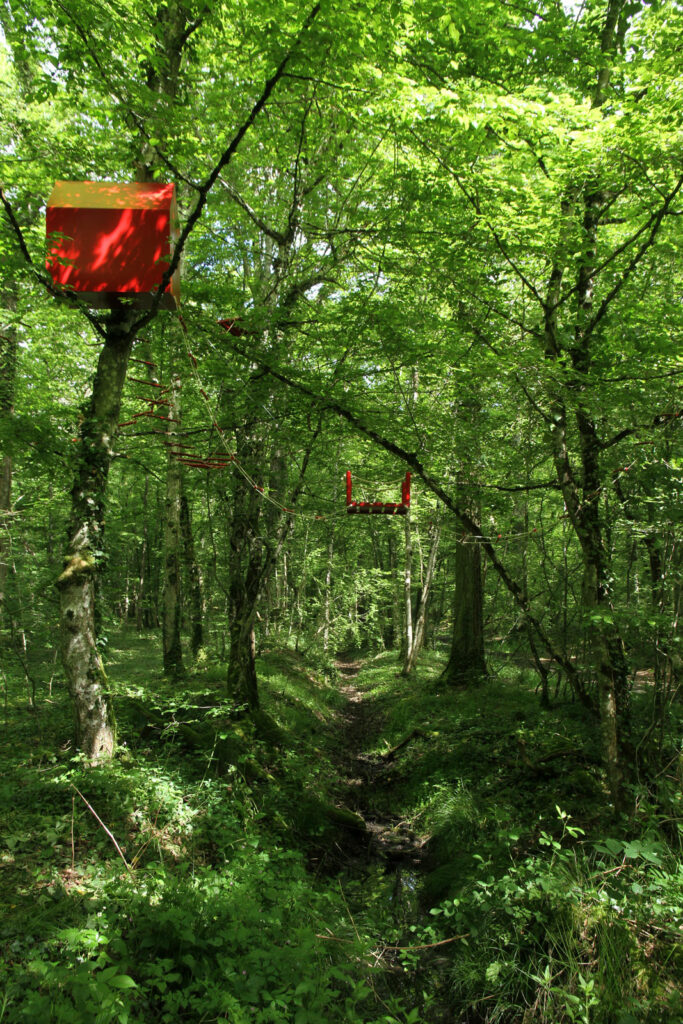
left=326, top=659, right=426, bottom=883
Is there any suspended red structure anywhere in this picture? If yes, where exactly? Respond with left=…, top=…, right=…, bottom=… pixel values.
left=46, top=181, right=180, bottom=309
left=218, top=317, right=246, bottom=336
left=346, top=471, right=411, bottom=515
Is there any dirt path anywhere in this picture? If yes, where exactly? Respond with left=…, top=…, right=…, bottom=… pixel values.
left=333, top=659, right=423, bottom=867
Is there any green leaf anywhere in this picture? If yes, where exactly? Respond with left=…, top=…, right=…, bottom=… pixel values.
left=108, top=975, right=138, bottom=989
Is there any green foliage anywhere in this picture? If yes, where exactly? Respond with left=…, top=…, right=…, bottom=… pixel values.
left=422, top=806, right=682, bottom=1023
left=2, top=630, right=682, bottom=1023
left=0, top=642, right=421, bottom=1024
left=2, top=0, right=682, bottom=1018
left=350, top=650, right=682, bottom=1022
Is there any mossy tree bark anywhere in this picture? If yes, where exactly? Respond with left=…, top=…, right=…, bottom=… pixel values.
left=54, top=0, right=196, bottom=753
left=56, top=309, right=135, bottom=758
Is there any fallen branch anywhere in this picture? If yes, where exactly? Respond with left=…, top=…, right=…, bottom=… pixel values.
left=516, top=737, right=601, bottom=772
left=314, top=932, right=470, bottom=953
left=383, top=933, right=470, bottom=952
left=381, top=728, right=427, bottom=762
left=71, top=784, right=132, bottom=874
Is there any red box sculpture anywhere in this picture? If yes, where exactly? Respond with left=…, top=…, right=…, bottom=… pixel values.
left=46, top=181, right=180, bottom=309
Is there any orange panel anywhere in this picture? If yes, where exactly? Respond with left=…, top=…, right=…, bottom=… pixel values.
left=48, top=180, right=176, bottom=210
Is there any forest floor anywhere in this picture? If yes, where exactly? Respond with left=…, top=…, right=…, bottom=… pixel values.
left=0, top=635, right=681, bottom=1023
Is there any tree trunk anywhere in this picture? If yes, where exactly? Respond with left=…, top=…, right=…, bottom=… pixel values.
left=0, top=293, right=17, bottom=627
left=56, top=310, right=135, bottom=758
left=227, top=577, right=261, bottom=710
left=439, top=530, right=487, bottom=686
left=226, top=487, right=263, bottom=708
left=180, top=486, right=204, bottom=658
left=226, top=431, right=265, bottom=708
left=400, top=508, right=413, bottom=661
left=135, top=472, right=150, bottom=630
left=388, top=532, right=401, bottom=650
left=162, top=373, right=184, bottom=676
left=323, top=527, right=334, bottom=652
left=403, top=519, right=441, bottom=674
left=535, top=0, right=631, bottom=812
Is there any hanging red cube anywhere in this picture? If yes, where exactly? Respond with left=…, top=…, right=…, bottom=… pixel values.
left=46, top=181, right=180, bottom=309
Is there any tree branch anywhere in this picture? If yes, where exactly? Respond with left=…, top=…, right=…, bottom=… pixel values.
left=219, top=176, right=285, bottom=244
left=551, top=176, right=683, bottom=318
left=601, top=409, right=682, bottom=451
left=0, top=187, right=106, bottom=339
left=132, top=1, right=322, bottom=333
left=406, top=125, right=547, bottom=309
left=583, top=173, right=683, bottom=342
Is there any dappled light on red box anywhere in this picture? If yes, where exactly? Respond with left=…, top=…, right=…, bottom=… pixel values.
left=46, top=181, right=180, bottom=309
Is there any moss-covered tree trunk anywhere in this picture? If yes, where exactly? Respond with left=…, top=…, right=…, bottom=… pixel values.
left=56, top=310, right=135, bottom=758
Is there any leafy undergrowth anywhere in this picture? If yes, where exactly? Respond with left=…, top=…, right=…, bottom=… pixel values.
left=0, top=635, right=410, bottom=1024
left=354, top=651, right=683, bottom=1024
left=1, top=636, right=681, bottom=1023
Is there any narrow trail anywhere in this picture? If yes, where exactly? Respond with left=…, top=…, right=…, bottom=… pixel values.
left=333, top=658, right=423, bottom=869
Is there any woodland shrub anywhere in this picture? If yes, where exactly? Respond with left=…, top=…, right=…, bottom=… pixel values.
left=425, top=808, right=682, bottom=1024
